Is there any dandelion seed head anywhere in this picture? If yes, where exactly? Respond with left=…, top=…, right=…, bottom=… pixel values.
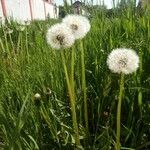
left=5, top=28, right=13, bottom=34
left=16, top=26, right=25, bottom=31
left=34, top=93, right=41, bottom=99
left=34, top=93, right=41, bottom=106
left=45, top=87, right=52, bottom=96
left=62, top=14, right=91, bottom=39
left=16, top=20, right=30, bottom=26
left=71, top=24, right=78, bottom=31
left=107, top=48, right=139, bottom=74
left=46, top=23, right=75, bottom=49
left=24, top=20, right=31, bottom=26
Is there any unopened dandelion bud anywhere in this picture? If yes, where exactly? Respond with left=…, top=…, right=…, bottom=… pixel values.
left=34, top=93, right=41, bottom=106
left=46, top=88, right=52, bottom=96
left=34, top=93, right=41, bottom=99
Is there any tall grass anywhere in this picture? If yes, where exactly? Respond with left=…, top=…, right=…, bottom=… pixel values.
left=0, top=3, right=150, bottom=150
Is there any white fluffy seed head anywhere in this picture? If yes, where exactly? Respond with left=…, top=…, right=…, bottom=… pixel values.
left=5, top=28, right=13, bottom=34
left=46, top=23, right=75, bottom=49
left=16, top=20, right=31, bottom=26
left=107, top=48, right=139, bottom=74
left=62, top=14, right=91, bottom=39
left=34, top=93, right=41, bottom=99
left=16, top=26, right=25, bottom=31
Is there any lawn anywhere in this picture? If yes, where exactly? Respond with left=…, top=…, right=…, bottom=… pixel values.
left=0, top=3, right=150, bottom=150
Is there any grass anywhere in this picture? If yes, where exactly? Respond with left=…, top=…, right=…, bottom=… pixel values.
left=0, top=3, right=150, bottom=150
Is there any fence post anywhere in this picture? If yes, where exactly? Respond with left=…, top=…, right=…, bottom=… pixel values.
left=1, top=0, right=7, bottom=17
left=43, top=1, right=47, bottom=19
left=29, top=0, right=33, bottom=20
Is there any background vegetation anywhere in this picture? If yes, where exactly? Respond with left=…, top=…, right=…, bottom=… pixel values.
left=0, top=0, right=150, bottom=149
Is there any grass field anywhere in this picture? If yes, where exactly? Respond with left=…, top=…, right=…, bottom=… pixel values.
left=0, top=2, right=150, bottom=150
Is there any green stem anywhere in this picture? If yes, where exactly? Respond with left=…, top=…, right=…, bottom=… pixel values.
left=138, top=91, right=142, bottom=117
left=8, top=33, right=14, bottom=52
left=116, top=73, right=124, bottom=150
left=138, top=48, right=143, bottom=117
left=70, top=45, right=75, bottom=100
left=0, top=38, right=6, bottom=53
left=17, top=32, right=21, bottom=53
left=3, top=30, right=10, bottom=55
left=20, top=32, right=23, bottom=51
left=61, top=50, right=81, bottom=147
left=25, top=27, right=29, bottom=62
left=80, top=40, right=89, bottom=137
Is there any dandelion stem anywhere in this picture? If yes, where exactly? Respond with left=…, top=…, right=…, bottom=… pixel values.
left=3, top=29, right=10, bottom=55
left=0, top=38, right=5, bottom=53
left=116, top=73, right=124, bottom=150
left=138, top=48, right=143, bottom=117
left=8, top=33, right=14, bottom=51
left=20, top=32, right=23, bottom=51
left=25, top=27, right=29, bottom=62
left=61, top=50, right=81, bottom=147
left=138, top=91, right=142, bottom=117
left=80, top=40, right=89, bottom=138
left=70, top=45, right=75, bottom=101
left=17, top=32, right=21, bottom=53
